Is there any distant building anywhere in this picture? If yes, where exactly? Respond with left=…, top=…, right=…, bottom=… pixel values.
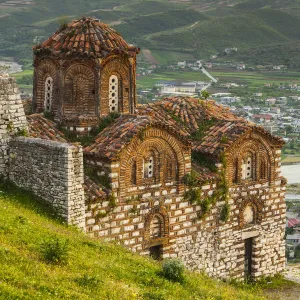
left=237, top=64, right=245, bottom=70
left=252, top=114, right=272, bottom=123
left=177, top=61, right=186, bottom=68
left=265, top=98, right=276, bottom=105
left=286, top=234, right=300, bottom=245
left=254, top=93, right=263, bottom=97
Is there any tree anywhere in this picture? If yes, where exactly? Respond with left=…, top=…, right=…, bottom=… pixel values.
left=295, top=245, right=300, bottom=259
left=201, top=90, right=210, bottom=100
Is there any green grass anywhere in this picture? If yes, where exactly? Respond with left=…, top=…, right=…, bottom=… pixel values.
left=137, top=70, right=208, bottom=88
left=0, top=181, right=289, bottom=299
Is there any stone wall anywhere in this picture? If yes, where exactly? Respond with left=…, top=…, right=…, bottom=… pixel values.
left=0, top=74, right=27, bottom=177
left=9, top=137, right=85, bottom=230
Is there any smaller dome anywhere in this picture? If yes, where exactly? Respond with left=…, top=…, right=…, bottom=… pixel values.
left=34, top=17, right=139, bottom=59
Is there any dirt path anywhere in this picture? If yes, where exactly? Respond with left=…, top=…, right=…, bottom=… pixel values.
left=264, top=265, right=300, bottom=299
left=142, top=49, right=159, bottom=65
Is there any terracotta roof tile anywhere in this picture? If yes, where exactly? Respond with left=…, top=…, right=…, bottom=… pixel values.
left=27, top=114, right=67, bottom=142
left=84, top=114, right=190, bottom=160
left=33, top=17, right=140, bottom=59
left=137, top=97, right=284, bottom=157
left=84, top=176, right=108, bottom=203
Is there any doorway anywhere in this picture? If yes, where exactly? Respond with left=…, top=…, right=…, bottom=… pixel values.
left=244, top=238, right=253, bottom=279
left=149, top=244, right=163, bottom=260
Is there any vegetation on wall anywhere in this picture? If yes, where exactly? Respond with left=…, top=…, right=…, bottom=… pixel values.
left=183, top=152, right=230, bottom=221
left=56, top=112, right=120, bottom=147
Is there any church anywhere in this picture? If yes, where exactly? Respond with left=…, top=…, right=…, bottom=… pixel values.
left=4, top=17, right=286, bottom=280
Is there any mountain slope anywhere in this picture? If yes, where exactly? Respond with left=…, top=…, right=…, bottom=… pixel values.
left=144, top=13, right=290, bottom=58
left=0, top=182, right=266, bottom=299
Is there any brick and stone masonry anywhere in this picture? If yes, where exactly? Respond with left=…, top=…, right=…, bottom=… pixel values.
left=0, top=74, right=27, bottom=177
left=0, top=16, right=288, bottom=281
left=9, top=137, right=86, bottom=230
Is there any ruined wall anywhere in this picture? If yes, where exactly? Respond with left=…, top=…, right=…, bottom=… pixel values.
left=0, top=74, right=27, bottom=177
left=9, top=137, right=85, bottom=230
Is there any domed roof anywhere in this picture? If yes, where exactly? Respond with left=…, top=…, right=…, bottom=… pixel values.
left=33, top=17, right=139, bottom=59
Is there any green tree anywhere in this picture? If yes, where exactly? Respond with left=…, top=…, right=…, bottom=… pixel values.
left=201, top=90, right=210, bottom=100
left=295, top=245, right=300, bottom=259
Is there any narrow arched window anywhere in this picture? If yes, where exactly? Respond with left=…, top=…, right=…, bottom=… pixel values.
left=233, top=157, right=239, bottom=183
left=150, top=216, right=162, bottom=239
left=131, top=161, right=137, bottom=185
left=44, top=76, right=53, bottom=112
left=143, top=156, right=154, bottom=178
left=165, top=155, right=173, bottom=181
left=109, top=75, right=118, bottom=112
left=242, top=155, right=253, bottom=180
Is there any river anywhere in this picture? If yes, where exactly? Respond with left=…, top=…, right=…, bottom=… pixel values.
left=281, top=164, right=300, bottom=184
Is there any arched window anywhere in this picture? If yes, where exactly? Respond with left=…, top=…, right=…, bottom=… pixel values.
left=243, top=205, right=255, bottom=225
left=241, top=155, right=253, bottom=180
left=131, top=161, right=137, bottom=185
left=44, top=76, right=53, bottom=112
left=143, top=156, right=154, bottom=178
left=260, top=158, right=269, bottom=180
left=150, top=216, right=162, bottom=239
left=109, top=75, right=118, bottom=112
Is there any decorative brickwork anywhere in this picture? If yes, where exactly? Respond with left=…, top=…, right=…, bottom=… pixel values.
left=0, top=18, right=287, bottom=281
left=32, top=17, right=139, bottom=132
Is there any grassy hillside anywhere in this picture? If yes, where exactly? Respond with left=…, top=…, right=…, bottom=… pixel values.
left=3, top=0, right=300, bottom=66
left=146, top=14, right=289, bottom=58
left=0, top=181, right=275, bottom=299
left=114, top=10, right=208, bottom=40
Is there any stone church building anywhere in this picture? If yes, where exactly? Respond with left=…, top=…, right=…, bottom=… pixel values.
left=1, top=17, right=286, bottom=280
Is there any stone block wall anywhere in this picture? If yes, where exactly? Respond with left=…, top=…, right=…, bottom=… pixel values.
left=9, top=137, right=85, bottom=229
left=0, top=74, right=27, bottom=177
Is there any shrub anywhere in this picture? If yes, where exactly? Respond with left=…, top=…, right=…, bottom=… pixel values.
left=75, top=274, right=101, bottom=287
left=162, top=259, right=184, bottom=283
left=40, top=236, right=69, bottom=264
left=220, top=202, right=230, bottom=222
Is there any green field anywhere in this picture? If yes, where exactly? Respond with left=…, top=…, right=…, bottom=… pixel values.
left=137, top=70, right=208, bottom=88
left=1, top=181, right=290, bottom=299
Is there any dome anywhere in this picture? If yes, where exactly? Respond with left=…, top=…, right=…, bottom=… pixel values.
left=33, top=17, right=139, bottom=59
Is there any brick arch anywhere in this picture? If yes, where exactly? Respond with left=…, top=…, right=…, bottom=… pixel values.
left=64, top=64, right=96, bottom=116
left=101, top=56, right=131, bottom=115
left=119, top=127, right=185, bottom=190
left=35, top=59, right=59, bottom=113
left=238, top=197, right=263, bottom=229
left=144, top=206, right=169, bottom=248
left=227, top=133, right=275, bottom=184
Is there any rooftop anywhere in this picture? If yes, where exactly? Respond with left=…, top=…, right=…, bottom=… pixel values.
left=27, top=114, right=67, bottom=142
left=33, top=17, right=139, bottom=59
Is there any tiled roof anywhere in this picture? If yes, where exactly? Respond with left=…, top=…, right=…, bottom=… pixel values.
left=27, top=114, right=67, bottom=142
left=84, top=176, right=107, bottom=203
left=137, top=97, right=284, bottom=156
left=33, top=17, right=139, bottom=59
left=193, top=120, right=250, bottom=155
left=83, top=97, right=284, bottom=161
left=84, top=114, right=190, bottom=160
left=192, top=163, right=218, bottom=184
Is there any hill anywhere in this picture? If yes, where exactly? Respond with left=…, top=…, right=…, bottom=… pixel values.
left=0, top=181, right=295, bottom=299
left=3, top=0, right=300, bottom=68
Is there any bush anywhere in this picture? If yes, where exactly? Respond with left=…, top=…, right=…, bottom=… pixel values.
left=40, top=236, right=69, bottom=264
left=162, top=259, right=184, bottom=283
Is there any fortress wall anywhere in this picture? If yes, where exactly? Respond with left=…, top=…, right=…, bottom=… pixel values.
left=9, top=137, right=86, bottom=230
left=0, top=74, right=27, bottom=177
